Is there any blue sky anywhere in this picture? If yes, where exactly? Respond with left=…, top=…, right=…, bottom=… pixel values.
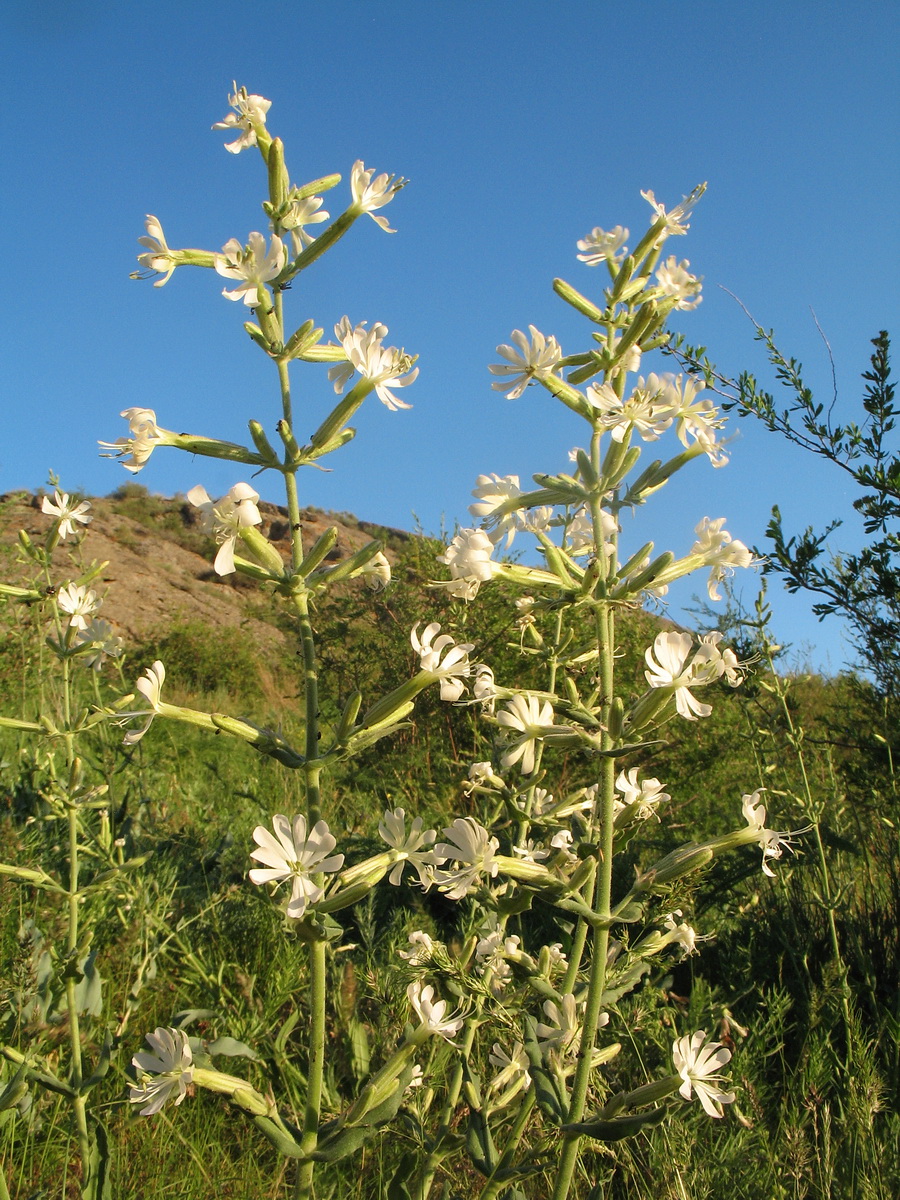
left=2, top=1, right=897, bottom=671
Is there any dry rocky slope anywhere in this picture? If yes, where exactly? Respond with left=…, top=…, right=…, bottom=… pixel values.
left=1, top=490, right=410, bottom=654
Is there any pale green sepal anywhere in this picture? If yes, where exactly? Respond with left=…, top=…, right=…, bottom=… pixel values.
left=266, top=137, right=289, bottom=213
left=300, top=426, right=356, bottom=463
left=541, top=374, right=594, bottom=421
left=289, top=209, right=359, bottom=274
left=239, top=526, right=286, bottom=574
left=247, top=420, right=280, bottom=463
left=296, top=527, right=339, bottom=578
left=282, top=320, right=324, bottom=361
left=552, top=277, right=606, bottom=323
left=311, top=539, right=385, bottom=586
left=294, top=343, right=349, bottom=363
left=243, top=322, right=273, bottom=354
left=292, top=173, right=342, bottom=202
left=309, top=379, right=377, bottom=450
left=0, top=583, right=43, bottom=602
left=167, top=433, right=271, bottom=469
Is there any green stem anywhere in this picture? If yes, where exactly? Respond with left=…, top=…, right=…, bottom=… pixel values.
left=60, top=658, right=92, bottom=1179
left=417, top=1022, right=477, bottom=1199
left=479, top=1089, right=536, bottom=1200
left=551, top=432, right=617, bottom=1200
left=295, top=937, right=327, bottom=1200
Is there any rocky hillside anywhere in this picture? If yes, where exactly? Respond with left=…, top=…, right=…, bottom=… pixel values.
left=0, top=486, right=411, bottom=656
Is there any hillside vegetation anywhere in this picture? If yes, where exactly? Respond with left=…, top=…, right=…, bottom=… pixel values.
left=2, top=486, right=899, bottom=1197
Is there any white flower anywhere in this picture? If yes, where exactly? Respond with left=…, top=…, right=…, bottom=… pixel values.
left=653, top=374, right=727, bottom=463
left=436, top=528, right=499, bottom=596
left=212, top=83, right=272, bottom=154
left=695, top=631, right=745, bottom=687
left=136, top=215, right=176, bottom=287
left=656, top=256, right=703, bottom=310
left=249, top=814, right=344, bottom=919
left=215, top=232, right=286, bottom=306
left=378, top=808, right=441, bottom=887
left=469, top=473, right=524, bottom=548
left=42, top=490, right=92, bottom=540
left=691, top=517, right=754, bottom=601
left=614, top=768, right=669, bottom=821
left=741, top=789, right=795, bottom=877
left=281, top=194, right=330, bottom=256
left=565, top=505, right=618, bottom=557
left=488, top=1042, right=531, bottom=1095
left=328, top=317, right=418, bottom=411
left=56, top=584, right=99, bottom=632
left=410, top=622, right=473, bottom=701
left=535, top=994, right=599, bottom=1060
left=407, top=980, right=464, bottom=1041
left=472, top=663, right=497, bottom=712
left=130, top=1027, right=194, bottom=1116
left=589, top=378, right=674, bottom=444
left=641, top=184, right=705, bottom=236
left=350, top=160, right=407, bottom=231
left=576, top=225, right=629, bottom=267
left=662, top=910, right=701, bottom=956
left=672, top=1030, right=736, bottom=1118
left=497, top=694, right=554, bottom=775
left=489, top=326, right=562, bottom=399
left=121, top=660, right=165, bottom=745
left=432, top=817, right=500, bottom=899
left=399, top=930, right=436, bottom=965
left=360, top=551, right=391, bottom=589
left=186, top=482, right=263, bottom=576
left=99, top=407, right=165, bottom=474
left=75, top=618, right=124, bottom=670
left=644, top=631, right=725, bottom=721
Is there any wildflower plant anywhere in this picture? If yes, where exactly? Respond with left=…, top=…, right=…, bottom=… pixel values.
left=0, top=85, right=793, bottom=1200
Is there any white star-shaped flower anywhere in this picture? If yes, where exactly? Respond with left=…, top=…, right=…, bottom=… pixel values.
left=378, top=808, right=441, bottom=887
left=672, top=1030, right=735, bottom=1118
left=350, top=160, right=407, bottom=232
left=186, top=482, right=263, bottom=576
left=41, top=490, right=92, bottom=540
left=489, top=326, right=562, bottom=400
left=410, top=622, right=473, bottom=702
left=576, top=224, right=629, bottom=267
left=215, top=232, right=286, bottom=306
left=212, top=84, right=272, bottom=154
left=130, top=1027, right=194, bottom=1116
left=121, top=660, right=166, bottom=745
left=328, top=317, right=418, bottom=411
left=136, top=215, right=176, bottom=287
left=249, top=814, right=344, bottom=919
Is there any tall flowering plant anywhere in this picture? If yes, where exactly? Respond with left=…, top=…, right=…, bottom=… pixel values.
left=0, top=85, right=797, bottom=1199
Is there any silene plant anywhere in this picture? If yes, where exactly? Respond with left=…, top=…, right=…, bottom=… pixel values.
left=0, top=84, right=797, bottom=1200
